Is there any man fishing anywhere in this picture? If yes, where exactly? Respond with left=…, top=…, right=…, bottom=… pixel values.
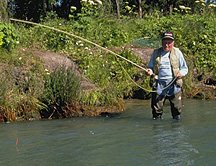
left=146, top=31, right=188, bottom=120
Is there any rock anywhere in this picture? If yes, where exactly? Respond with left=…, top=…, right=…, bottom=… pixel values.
left=26, top=49, right=96, bottom=90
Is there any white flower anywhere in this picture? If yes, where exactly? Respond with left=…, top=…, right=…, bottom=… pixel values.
left=201, top=3, right=206, bottom=7
left=76, top=40, right=82, bottom=45
left=89, top=0, right=95, bottom=5
left=209, top=4, right=216, bottom=8
left=18, top=57, right=22, bottom=60
left=71, top=6, right=77, bottom=11
left=179, top=5, right=186, bottom=9
left=95, top=0, right=102, bottom=5
left=185, top=7, right=191, bottom=10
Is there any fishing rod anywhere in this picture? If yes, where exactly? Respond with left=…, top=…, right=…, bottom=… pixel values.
left=10, top=18, right=148, bottom=72
left=9, top=18, right=177, bottom=92
left=10, top=18, right=154, bottom=92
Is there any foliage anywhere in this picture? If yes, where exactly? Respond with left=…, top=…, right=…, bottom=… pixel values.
left=79, top=88, right=120, bottom=106
left=0, top=23, right=19, bottom=50
left=11, top=0, right=48, bottom=22
left=0, top=48, right=46, bottom=121
left=77, top=0, right=102, bottom=18
left=121, top=1, right=137, bottom=17
left=75, top=45, right=144, bottom=99
left=41, top=67, right=81, bottom=107
left=171, top=15, right=216, bottom=77
left=129, top=14, right=216, bottom=79
left=1, top=9, right=216, bottom=121
left=13, top=12, right=216, bottom=100
left=0, top=76, right=7, bottom=106
left=8, top=0, right=216, bottom=21
left=44, top=31, right=71, bottom=51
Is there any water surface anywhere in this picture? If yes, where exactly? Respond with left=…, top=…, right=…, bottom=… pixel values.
left=0, top=99, right=216, bottom=166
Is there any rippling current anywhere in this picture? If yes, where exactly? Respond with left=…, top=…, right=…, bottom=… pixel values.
left=0, top=99, right=216, bottom=166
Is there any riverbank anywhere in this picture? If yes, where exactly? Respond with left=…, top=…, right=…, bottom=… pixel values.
left=0, top=13, right=216, bottom=122
left=17, top=46, right=216, bottom=101
left=0, top=46, right=215, bottom=122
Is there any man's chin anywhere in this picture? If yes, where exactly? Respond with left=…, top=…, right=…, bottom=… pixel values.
left=163, top=48, right=170, bottom=52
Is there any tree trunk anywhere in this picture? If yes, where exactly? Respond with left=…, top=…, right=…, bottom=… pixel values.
left=169, top=4, right=173, bottom=14
left=115, top=0, right=120, bottom=19
left=137, top=0, right=143, bottom=18
left=0, top=0, right=8, bottom=22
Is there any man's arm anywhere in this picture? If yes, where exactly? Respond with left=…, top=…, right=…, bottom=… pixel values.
left=177, top=49, right=188, bottom=78
left=146, top=49, right=157, bottom=76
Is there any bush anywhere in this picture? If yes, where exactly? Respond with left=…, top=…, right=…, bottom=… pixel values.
left=11, top=12, right=216, bottom=102
left=41, top=67, right=81, bottom=106
left=0, top=23, right=19, bottom=50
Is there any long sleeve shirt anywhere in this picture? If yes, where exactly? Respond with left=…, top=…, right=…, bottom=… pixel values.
left=148, top=47, right=188, bottom=95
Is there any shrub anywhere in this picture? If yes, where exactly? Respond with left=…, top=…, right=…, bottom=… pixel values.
left=0, top=23, right=19, bottom=50
left=41, top=67, right=81, bottom=106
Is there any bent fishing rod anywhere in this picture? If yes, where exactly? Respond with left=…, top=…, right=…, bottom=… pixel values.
left=10, top=18, right=148, bottom=72
left=9, top=18, right=177, bottom=92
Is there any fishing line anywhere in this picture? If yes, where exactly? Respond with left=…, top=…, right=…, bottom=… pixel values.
left=9, top=18, right=175, bottom=93
left=10, top=18, right=147, bottom=71
left=115, top=57, right=154, bottom=92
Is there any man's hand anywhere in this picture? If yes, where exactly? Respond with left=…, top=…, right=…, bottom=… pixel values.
left=176, top=72, right=183, bottom=78
left=146, top=68, right=153, bottom=76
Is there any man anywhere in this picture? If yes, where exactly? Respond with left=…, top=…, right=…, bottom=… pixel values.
left=146, top=31, right=188, bottom=120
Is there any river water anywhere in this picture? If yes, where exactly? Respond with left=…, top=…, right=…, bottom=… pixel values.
left=1, top=99, right=216, bottom=166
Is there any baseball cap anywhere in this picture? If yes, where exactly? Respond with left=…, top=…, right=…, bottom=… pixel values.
left=161, top=31, right=174, bottom=40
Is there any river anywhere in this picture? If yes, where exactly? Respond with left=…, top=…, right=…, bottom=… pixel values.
left=0, top=99, right=216, bottom=166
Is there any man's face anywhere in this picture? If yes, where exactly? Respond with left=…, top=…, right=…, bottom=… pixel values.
left=162, top=39, right=174, bottom=52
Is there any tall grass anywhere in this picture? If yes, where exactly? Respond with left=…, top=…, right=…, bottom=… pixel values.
left=40, top=67, right=81, bottom=115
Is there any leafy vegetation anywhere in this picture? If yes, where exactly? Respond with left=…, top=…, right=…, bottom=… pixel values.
left=0, top=0, right=215, bottom=121
left=0, top=23, right=19, bottom=50
left=41, top=67, right=80, bottom=107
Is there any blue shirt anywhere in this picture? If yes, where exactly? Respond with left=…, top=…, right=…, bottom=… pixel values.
left=148, top=47, right=188, bottom=95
